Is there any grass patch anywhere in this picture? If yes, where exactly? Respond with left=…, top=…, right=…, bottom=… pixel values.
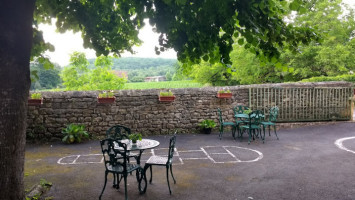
left=123, top=80, right=204, bottom=90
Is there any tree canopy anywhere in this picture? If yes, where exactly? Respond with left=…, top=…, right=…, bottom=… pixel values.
left=30, top=61, right=62, bottom=90
left=61, top=52, right=126, bottom=90
left=33, top=0, right=320, bottom=65
left=184, top=0, right=355, bottom=85
left=281, top=0, right=355, bottom=81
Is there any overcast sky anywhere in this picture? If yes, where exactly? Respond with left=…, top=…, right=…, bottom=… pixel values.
left=39, top=0, right=355, bottom=67
left=39, top=19, right=177, bottom=66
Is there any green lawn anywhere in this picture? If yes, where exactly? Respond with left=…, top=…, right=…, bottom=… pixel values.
left=122, top=80, right=204, bottom=90
left=34, top=81, right=204, bottom=91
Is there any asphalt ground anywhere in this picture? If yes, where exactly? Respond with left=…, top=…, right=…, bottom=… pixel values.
left=24, top=122, right=355, bottom=200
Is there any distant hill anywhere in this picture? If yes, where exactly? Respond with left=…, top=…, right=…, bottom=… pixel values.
left=87, top=57, right=179, bottom=82
left=88, top=57, right=178, bottom=70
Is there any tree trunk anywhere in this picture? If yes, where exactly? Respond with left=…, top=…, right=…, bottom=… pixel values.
left=0, top=0, right=36, bottom=199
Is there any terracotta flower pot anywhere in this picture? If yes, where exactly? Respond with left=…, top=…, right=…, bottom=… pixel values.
left=217, top=93, right=232, bottom=98
left=97, top=97, right=116, bottom=104
left=28, top=98, right=43, bottom=106
left=159, top=96, right=175, bottom=102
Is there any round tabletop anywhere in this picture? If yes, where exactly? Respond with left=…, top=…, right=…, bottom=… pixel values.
left=118, top=139, right=160, bottom=151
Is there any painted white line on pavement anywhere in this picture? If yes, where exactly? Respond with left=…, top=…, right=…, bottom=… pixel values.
left=57, top=146, right=263, bottom=165
left=335, top=136, right=355, bottom=154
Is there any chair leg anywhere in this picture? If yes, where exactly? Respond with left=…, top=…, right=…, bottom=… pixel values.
left=236, top=125, right=240, bottom=138
left=234, top=126, right=237, bottom=139
left=248, top=129, right=252, bottom=144
left=117, top=174, right=123, bottom=189
left=166, top=166, right=172, bottom=195
left=99, top=171, right=108, bottom=200
left=142, top=165, right=150, bottom=193
left=274, top=125, right=279, bottom=140
left=262, top=126, right=266, bottom=139
left=239, top=128, right=244, bottom=141
left=113, top=173, right=116, bottom=188
left=149, top=165, right=153, bottom=183
left=170, top=164, right=176, bottom=184
left=268, top=126, right=271, bottom=136
left=124, top=174, right=128, bottom=200
left=138, top=168, right=147, bottom=194
left=128, top=157, right=132, bottom=175
left=219, top=126, right=223, bottom=140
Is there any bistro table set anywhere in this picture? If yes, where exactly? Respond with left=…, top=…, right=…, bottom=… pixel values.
left=217, top=105, right=279, bottom=144
left=99, top=125, right=177, bottom=200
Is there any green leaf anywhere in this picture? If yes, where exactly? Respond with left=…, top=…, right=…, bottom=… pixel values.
left=69, top=135, right=75, bottom=143
left=238, top=38, right=244, bottom=45
left=62, top=136, right=68, bottom=142
left=289, top=1, right=299, bottom=11
left=43, top=59, right=54, bottom=70
left=202, top=55, right=209, bottom=62
left=176, top=0, right=187, bottom=5
left=275, top=62, right=282, bottom=70
left=162, top=0, right=172, bottom=5
left=271, top=57, right=278, bottom=63
left=280, top=1, right=287, bottom=7
left=298, top=6, right=307, bottom=14
left=30, top=70, right=39, bottom=82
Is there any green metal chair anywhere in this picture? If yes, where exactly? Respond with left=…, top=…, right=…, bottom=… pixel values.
left=106, top=125, right=131, bottom=139
left=99, top=139, right=146, bottom=200
left=143, top=134, right=177, bottom=194
left=240, top=110, right=264, bottom=144
left=233, top=105, right=249, bottom=138
left=106, top=125, right=138, bottom=180
left=217, top=108, right=237, bottom=139
left=261, top=106, right=279, bottom=140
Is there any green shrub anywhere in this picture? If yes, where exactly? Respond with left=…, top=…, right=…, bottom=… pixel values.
left=301, top=74, right=355, bottom=83
left=218, top=89, right=231, bottom=93
left=31, top=93, right=42, bottom=99
left=198, top=119, right=216, bottom=129
left=123, top=80, right=203, bottom=90
left=159, top=90, right=174, bottom=96
left=62, top=124, right=89, bottom=144
left=98, top=90, right=114, bottom=98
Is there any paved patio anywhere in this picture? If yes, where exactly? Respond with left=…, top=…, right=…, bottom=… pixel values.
left=25, top=122, right=355, bottom=200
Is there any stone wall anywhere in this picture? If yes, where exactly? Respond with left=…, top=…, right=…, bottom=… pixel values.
left=27, top=81, right=353, bottom=140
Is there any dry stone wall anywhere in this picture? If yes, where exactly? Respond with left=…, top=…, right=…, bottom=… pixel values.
left=27, top=81, right=353, bottom=141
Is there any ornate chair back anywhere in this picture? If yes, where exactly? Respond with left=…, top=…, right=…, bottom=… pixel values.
left=268, top=106, right=279, bottom=122
left=248, top=110, right=264, bottom=126
left=106, top=125, right=131, bottom=140
left=233, top=105, right=249, bottom=115
left=166, top=134, right=177, bottom=165
left=100, top=139, right=128, bottom=172
left=217, top=108, right=224, bottom=124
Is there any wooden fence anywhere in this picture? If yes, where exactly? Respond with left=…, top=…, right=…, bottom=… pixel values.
left=249, top=87, right=353, bottom=122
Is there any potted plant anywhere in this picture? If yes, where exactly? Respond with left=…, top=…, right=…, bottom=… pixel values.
left=159, top=90, right=175, bottom=102
left=198, top=119, right=217, bottom=134
left=243, top=108, right=252, bottom=115
left=62, top=124, right=90, bottom=144
left=217, top=89, right=232, bottom=98
left=97, top=90, right=116, bottom=104
left=128, top=133, right=142, bottom=146
left=28, top=93, right=43, bottom=106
